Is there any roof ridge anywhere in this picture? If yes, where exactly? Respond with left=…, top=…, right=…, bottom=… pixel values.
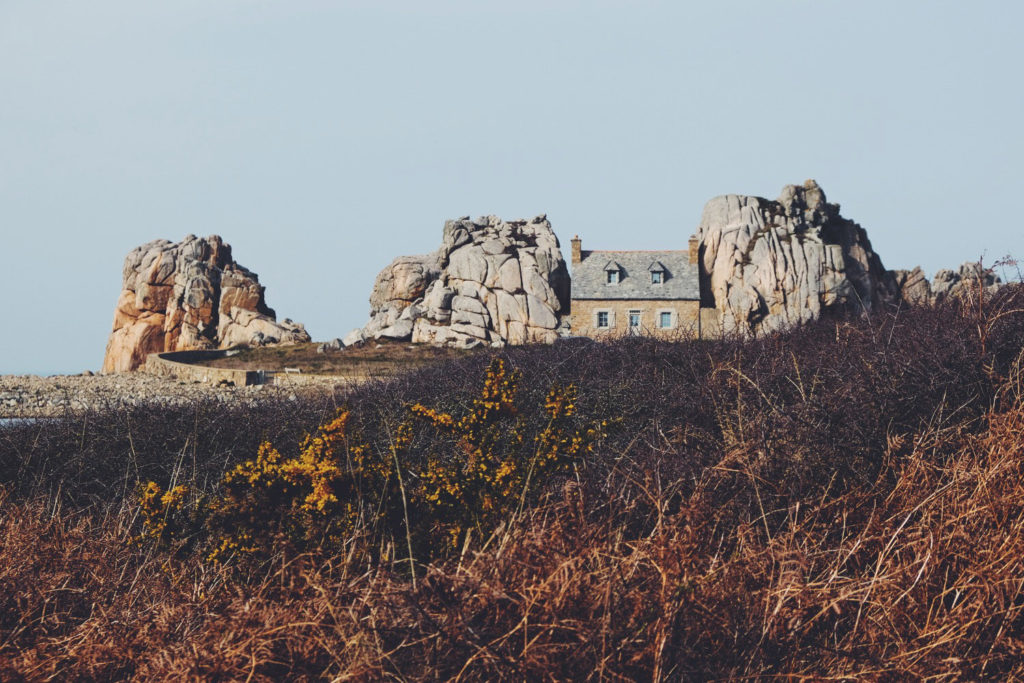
left=585, top=249, right=688, bottom=253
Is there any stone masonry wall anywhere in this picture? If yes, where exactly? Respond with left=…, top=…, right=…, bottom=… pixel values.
left=570, top=299, right=706, bottom=339
left=145, top=351, right=258, bottom=385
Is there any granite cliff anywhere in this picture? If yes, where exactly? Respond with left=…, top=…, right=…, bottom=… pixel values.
left=695, top=180, right=1003, bottom=336
left=346, top=215, right=570, bottom=348
left=696, top=180, right=901, bottom=335
left=102, top=235, right=310, bottom=373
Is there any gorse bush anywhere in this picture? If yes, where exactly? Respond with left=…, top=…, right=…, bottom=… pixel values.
left=410, top=358, right=603, bottom=548
left=202, top=408, right=388, bottom=563
left=138, top=408, right=384, bottom=563
left=137, top=358, right=603, bottom=566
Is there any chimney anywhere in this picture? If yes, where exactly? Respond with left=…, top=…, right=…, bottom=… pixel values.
left=688, top=235, right=699, bottom=265
left=571, top=235, right=582, bottom=265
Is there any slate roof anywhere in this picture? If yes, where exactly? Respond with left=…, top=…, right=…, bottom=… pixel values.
left=572, top=250, right=700, bottom=300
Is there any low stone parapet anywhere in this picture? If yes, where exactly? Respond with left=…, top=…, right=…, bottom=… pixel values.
left=144, top=350, right=258, bottom=386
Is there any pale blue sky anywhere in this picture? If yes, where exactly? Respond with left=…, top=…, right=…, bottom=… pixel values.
left=2, top=1, right=1021, bottom=374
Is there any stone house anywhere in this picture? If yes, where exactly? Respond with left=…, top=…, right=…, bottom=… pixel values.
left=568, top=235, right=719, bottom=338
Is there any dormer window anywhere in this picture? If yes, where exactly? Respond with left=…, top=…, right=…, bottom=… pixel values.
left=604, top=260, right=623, bottom=285
left=648, top=261, right=666, bottom=285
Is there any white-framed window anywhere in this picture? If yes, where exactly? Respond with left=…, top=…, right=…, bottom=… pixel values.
left=651, top=271, right=663, bottom=285
left=596, top=310, right=610, bottom=328
left=658, top=310, right=674, bottom=329
left=606, top=270, right=619, bottom=285
left=628, top=310, right=641, bottom=330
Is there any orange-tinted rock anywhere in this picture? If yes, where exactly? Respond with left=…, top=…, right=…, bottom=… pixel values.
left=102, top=235, right=310, bottom=373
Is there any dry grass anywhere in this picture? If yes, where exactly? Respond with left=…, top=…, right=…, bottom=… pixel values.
left=5, top=406, right=1024, bottom=680
left=4, top=288, right=1024, bottom=680
left=194, top=339, right=476, bottom=377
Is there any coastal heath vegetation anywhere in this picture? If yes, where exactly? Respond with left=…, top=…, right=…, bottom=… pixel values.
left=136, top=357, right=603, bottom=569
left=3, top=283, right=1024, bottom=679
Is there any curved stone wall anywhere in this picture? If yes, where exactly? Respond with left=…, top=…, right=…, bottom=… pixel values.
left=144, top=350, right=258, bottom=386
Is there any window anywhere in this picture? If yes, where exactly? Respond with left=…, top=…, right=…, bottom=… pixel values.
left=628, top=310, right=641, bottom=329
left=604, top=260, right=623, bottom=285
left=597, top=311, right=610, bottom=328
left=659, top=311, right=673, bottom=329
left=651, top=271, right=663, bottom=285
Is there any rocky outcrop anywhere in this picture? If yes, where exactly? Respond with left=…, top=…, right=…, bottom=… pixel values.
left=347, top=215, right=570, bottom=348
left=696, top=180, right=900, bottom=335
left=892, top=266, right=933, bottom=305
left=932, top=262, right=1003, bottom=302
left=102, top=235, right=310, bottom=373
left=894, top=262, right=1004, bottom=305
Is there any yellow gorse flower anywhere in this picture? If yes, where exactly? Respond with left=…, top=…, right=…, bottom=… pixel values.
left=409, top=358, right=603, bottom=548
left=136, top=358, right=606, bottom=565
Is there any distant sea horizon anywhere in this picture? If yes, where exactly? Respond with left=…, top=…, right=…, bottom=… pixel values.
left=0, top=418, right=38, bottom=427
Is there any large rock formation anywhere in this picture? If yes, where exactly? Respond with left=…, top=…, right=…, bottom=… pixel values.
left=346, top=215, right=570, bottom=348
left=696, top=180, right=900, bottom=335
left=102, top=235, right=310, bottom=373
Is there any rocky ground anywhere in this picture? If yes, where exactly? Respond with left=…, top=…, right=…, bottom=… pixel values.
left=0, top=373, right=355, bottom=418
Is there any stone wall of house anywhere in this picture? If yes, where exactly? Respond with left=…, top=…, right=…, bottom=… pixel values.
left=569, top=299, right=709, bottom=339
